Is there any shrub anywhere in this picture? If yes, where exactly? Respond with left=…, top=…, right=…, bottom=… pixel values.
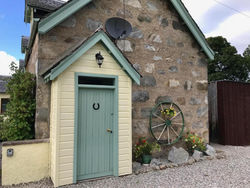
left=185, top=132, right=206, bottom=153
left=0, top=63, right=36, bottom=141
left=133, top=137, right=160, bottom=161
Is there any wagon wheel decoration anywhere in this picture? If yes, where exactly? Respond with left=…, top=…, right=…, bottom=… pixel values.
left=150, top=101, right=184, bottom=145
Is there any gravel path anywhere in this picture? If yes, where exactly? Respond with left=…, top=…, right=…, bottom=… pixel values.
left=4, top=144, right=250, bottom=188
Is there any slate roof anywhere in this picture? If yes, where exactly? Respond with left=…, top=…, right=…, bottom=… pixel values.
left=21, top=36, right=30, bottom=53
left=0, top=76, right=10, bottom=93
left=26, top=0, right=66, bottom=11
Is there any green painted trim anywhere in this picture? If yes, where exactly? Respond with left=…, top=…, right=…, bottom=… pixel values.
left=78, top=84, right=116, bottom=89
left=38, top=0, right=92, bottom=34
left=73, top=73, right=78, bottom=183
left=77, top=72, right=118, bottom=79
left=73, top=72, right=119, bottom=182
left=113, top=74, right=119, bottom=177
left=44, top=73, right=51, bottom=83
left=45, top=30, right=140, bottom=85
left=170, top=0, right=215, bottom=60
left=100, top=32, right=140, bottom=85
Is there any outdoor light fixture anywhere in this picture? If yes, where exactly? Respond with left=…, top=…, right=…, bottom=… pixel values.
left=95, top=52, right=104, bottom=68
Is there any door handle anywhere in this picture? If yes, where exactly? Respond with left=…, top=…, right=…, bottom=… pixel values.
left=107, top=128, right=112, bottom=133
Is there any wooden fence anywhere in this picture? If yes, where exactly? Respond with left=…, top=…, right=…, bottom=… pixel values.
left=209, top=81, right=250, bottom=146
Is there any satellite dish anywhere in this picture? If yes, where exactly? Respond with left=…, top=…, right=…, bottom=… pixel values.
left=105, top=17, right=132, bottom=40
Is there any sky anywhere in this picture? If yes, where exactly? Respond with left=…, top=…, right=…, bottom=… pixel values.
left=0, top=0, right=29, bottom=75
left=0, top=0, right=250, bottom=75
left=182, top=0, right=250, bottom=55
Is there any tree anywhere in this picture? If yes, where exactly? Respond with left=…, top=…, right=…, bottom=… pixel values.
left=0, top=62, right=36, bottom=141
left=243, top=44, right=250, bottom=57
left=207, top=36, right=250, bottom=82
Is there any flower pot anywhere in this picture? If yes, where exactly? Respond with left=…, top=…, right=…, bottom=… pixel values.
left=142, top=154, right=152, bottom=164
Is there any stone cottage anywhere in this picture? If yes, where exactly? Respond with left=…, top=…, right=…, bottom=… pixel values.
left=21, top=0, right=214, bottom=186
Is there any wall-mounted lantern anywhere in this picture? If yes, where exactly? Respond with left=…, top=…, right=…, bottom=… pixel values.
left=95, top=52, right=104, bottom=68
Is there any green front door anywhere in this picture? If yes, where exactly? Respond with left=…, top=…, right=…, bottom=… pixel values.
left=77, top=88, right=114, bottom=180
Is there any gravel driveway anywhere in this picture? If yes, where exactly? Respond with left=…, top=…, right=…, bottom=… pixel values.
left=4, top=144, right=250, bottom=188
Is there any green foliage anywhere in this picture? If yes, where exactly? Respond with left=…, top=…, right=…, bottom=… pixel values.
left=185, top=132, right=206, bottom=154
left=133, top=137, right=160, bottom=161
left=0, top=62, right=36, bottom=141
left=207, top=36, right=250, bottom=82
left=243, top=44, right=250, bottom=57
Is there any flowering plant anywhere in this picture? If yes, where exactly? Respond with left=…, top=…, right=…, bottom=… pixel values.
left=185, top=132, right=206, bottom=153
left=161, top=106, right=177, bottom=119
left=133, top=137, right=160, bottom=160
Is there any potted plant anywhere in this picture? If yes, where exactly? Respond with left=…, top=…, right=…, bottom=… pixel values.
left=133, top=137, right=160, bottom=164
left=161, top=106, right=177, bottom=119
left=185, top=132, right=206, bottom=154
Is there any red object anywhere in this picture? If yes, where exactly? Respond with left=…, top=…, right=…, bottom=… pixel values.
left=210, top=81, right=250, bottom=145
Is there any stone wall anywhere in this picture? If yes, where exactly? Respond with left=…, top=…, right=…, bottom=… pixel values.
left=34, top=77, right=50, bottom=139
left=36, top=0, right=209, bottom=142
left=26, top=34, right=39, bottom=74
left=26, top=33, right=51, bottom=139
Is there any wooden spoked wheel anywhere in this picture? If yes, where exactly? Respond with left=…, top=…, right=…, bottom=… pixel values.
left=149, top=102, right=185, bottom=145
